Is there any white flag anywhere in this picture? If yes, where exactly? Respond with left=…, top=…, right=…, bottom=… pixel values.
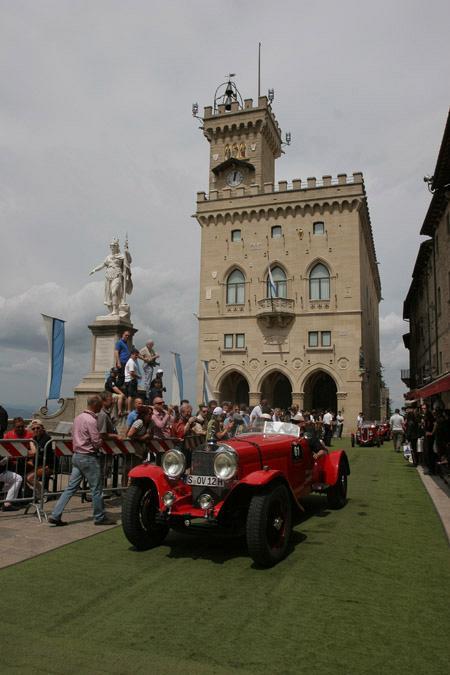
left=202, top=361, right=214, bottom=403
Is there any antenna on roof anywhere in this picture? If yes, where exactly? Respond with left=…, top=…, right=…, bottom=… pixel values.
left=258, top=42, right=261, bottom=99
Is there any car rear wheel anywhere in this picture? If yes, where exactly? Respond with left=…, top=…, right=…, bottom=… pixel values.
left=327, top=465, right=348, bottom=509
left=246, top=484, right=292, bottom=567
left=122, top=481, right=169, bottom=550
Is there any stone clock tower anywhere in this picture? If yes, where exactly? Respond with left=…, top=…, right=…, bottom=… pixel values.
left=195, top=78, right=382, bottom=425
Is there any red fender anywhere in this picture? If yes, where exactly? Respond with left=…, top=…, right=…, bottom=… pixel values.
left=321, top=450, right=350, bottom=486
left=231, top=469, right=304, bottom=511
left=128, top=464, right=187, bottom=509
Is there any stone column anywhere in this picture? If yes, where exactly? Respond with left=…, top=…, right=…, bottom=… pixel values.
left=292, top=391, right=304, bottom=409
left=73, top=317, right=136, bottom=415
left=249, top=391, right=261, bottom=407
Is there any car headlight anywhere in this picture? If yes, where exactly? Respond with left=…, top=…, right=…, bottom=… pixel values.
left=162, top=449, right=186, bottom=479
left=214, top=447, right=237, bottom=481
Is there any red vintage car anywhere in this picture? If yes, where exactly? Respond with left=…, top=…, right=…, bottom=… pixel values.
left=122, top=422, right=350, bottom=567
left=351, top=421, right=383, bottom=447
left=378, top=421, right=391, bottom=441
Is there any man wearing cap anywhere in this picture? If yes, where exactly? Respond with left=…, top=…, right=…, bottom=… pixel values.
left=151, top=397, right=173, bottom=439
left=206, top=407, right=233, bottom=442
left=124, top=348, right=141, bottom=413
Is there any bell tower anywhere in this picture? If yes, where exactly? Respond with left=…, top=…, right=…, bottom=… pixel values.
left=194, top=74, right=381, bottom=427
left=200, top=76, right=283, bottom=193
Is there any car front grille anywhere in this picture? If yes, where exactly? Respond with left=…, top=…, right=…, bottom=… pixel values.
left=190, top=449, right=229, bottom=503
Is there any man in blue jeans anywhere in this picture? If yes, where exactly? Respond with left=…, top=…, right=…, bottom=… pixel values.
left=49, top=395, right=116, bottom=526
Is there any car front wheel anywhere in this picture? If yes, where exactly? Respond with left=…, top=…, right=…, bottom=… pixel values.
left=246, top=484, right=292, bottom=567
left=327, top=465, right=348, bottom=509
left=122, top=481, right=169, bottom=550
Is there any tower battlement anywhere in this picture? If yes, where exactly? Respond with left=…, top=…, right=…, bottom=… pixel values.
left=203, top=95, right=282, bottom=138
left=197, top=172, right=364, bottom=202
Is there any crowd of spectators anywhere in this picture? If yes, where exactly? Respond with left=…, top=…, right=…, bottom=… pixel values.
left=4, top=349, right=449, bottom=516
left=390, top=404, right=450, bottom=473
left=0, top=415, right=54, bottom=511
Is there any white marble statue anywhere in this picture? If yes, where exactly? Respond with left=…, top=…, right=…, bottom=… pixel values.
left=90, top=237, right=133, bottom=319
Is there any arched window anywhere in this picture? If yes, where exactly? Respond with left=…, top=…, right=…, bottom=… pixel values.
left=231, top=229, right=241, bottom=242
left=226, top=269, right=245, bottom=305
left=309, top=263, right=330, bottom=300
left=267, top=266, right=287, bottom=298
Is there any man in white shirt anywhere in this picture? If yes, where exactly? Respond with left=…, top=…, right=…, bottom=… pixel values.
left=249, top=398, right=268, bottom=426
left=357, top=412, right=364, bottom=428
left=322, top=410, right=333, bottom=446
left=124, top=349, right=141, bottom=413
left=389, top=408, right=405, bottom=452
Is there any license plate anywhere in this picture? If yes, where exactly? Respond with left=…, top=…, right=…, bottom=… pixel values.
left=186, top=475, right=225, bottom=487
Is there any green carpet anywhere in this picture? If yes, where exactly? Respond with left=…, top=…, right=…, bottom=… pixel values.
left=1, top=440, right=449, bottom=675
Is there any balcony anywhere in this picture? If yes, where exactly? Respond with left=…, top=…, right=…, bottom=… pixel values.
left=256, top=297, right=295, bottom=328
left=400, top=369, right=411, bottom=387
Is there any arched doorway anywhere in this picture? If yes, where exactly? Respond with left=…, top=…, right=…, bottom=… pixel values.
left=219, top=371, right=249, bottom=405
left=303, top=370, right=337, bottom=412
left=260, top=371, right=292, bottom=409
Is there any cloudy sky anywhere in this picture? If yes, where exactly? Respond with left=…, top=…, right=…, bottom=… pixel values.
left=1, top=0, right=449, bottom=412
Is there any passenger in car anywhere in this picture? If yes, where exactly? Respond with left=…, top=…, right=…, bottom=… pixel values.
left=206, top=407, right=233, bottom=442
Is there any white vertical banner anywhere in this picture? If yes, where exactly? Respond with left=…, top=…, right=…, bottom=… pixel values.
left=171, top=352, right=184, bottom=405
left=42, top=314, right=65, bottom=401
left=202, top=361, right=214, bottom=404
left=267, top=263, right=277, bottom=298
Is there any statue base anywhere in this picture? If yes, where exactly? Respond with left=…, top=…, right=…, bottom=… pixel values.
left=96, top=303, right=130, bottom=321
left=74, top=316, right=136, bottom=415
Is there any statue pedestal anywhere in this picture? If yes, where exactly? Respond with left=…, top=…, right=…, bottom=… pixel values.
left=74, top=316, right=136, bottom=415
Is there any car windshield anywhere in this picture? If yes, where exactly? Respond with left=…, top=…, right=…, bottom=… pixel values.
left=235, top=420, right=300, bottom=438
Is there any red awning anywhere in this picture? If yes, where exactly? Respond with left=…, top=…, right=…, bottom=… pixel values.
left=406, top=373, right=450, bottom=400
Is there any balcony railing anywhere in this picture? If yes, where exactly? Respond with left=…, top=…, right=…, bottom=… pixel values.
left=256, top=297, right=295, bottom=327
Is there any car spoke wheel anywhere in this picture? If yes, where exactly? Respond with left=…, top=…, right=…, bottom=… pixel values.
left=327, top=465, right=347, bottom=509
left=246, top=484, right=292, bottom=567
left=122, top=481, right=169, bottom=550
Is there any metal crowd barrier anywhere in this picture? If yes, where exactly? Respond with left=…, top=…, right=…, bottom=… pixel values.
left=0, top=434, right=205, bottom=524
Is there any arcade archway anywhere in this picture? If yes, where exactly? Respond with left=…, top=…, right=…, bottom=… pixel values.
left=303, top=370, right=337, bottom=412
left=260, top=371, right=292, bottom=409
left=219, top=371, right=249, bottom=405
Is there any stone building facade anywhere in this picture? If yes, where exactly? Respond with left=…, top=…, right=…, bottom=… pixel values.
left=195, top=88, right=381, bottom=425
left=403, top=110, right=450, bottom=406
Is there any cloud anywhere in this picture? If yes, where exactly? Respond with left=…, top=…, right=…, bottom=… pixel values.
left=0, top=263, right=199, bottom=406
left=1, top=1, right=449, bottom=409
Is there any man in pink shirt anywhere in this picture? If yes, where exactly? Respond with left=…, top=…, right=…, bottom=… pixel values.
left=151, top=398, right=173, bottom=438
left=48, top=395, right=116, bottom=527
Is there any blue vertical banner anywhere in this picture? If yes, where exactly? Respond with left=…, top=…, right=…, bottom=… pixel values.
left=171, top=352, right=184, bottom=405
left=42, top=315, right=65, bottom=401
left=202, top=361, right=214, bottom=404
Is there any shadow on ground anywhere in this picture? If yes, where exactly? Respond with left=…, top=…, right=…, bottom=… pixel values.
left=127, top=493, right=339, bottom=565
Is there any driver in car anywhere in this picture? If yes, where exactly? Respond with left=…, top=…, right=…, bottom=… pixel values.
left=294, top=413, right=328, bottom=460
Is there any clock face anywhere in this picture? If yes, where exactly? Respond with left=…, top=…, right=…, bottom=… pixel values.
left=226, top=169, right=244, bottom=187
